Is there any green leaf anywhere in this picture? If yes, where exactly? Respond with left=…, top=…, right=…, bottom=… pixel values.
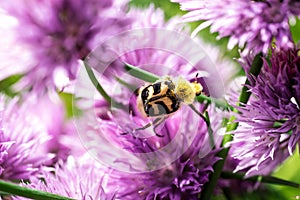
left=84, top=62, right=124, bottom=109
left=269, top=149, right=300, bottom=199
left=221, top=171, right=300, bottom=188
left=124, top=62, right=159, bottom=82
left=290, top=18, right=300, bottom=44
left=84, top=62, right=112, bottom=104
left=0, top=74, right=23, bottom=97
left=196, top=94, right=234, bottom=111
left=58, top=92, right=82, bottom=118
left=0, top=180, right=74, bottom=200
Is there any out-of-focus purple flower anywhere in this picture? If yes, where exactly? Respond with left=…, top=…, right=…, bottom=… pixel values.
left=289, top=0, right=300, bottom=17
left=14, top=155, right=113, bottom=200
left=91, top=5, right=189, bottom=80
left=128, top=4, right=185, bottom=30
left=230, top=48, right=300, bottom=176
left=87, top=5, right=236, bottom=99
left=0, top=0, right=131, bottom=90
left=0, top=94, right=68, bottom=180
left=173, top=0, right=298, bottom=54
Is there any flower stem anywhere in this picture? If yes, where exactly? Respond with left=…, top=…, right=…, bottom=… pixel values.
left=221, top=171, right=300, bottom=188
left=200, top=53, right=263, bottom=200
left=205, top=111, right=215, bottom=149
left=196, top=94, right=234, bottom=111
left=84, top=62, right=112, bottom=103
left=124, top=62, right=159, bottom=82
left=238, top=53, right=263, bottom=105
left=84, top=62, right=123, bottom=109
left=0, top=180, right=74, bottom=200
left=115, top=77, right=137, bottom=91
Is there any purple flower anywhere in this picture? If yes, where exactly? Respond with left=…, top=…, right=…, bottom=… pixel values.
left=109, top=151, right=220, bottom=200
left=230, top=48, right=300, bottom=176
left=87, top=5, right=236, bottom=98
left=0, top=0, right=131, bottom=90
left=86, top=96, right=222, bottom=199
left=0, top=94, right=67, bottom=180
left=71, top=6, right=239, bottom=199
left=173, top=0, right=298, bottom=54
left=91, top=5, right=190, bottom=80
left=14, top=155, right=113, bottom=200
left=289, top=0, right=300, bottom=17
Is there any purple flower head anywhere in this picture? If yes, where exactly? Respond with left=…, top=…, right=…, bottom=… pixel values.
left=289, top=0, right=300, bottom=17
left=0, top=94, right=68, bottom=180
left=90, top=97, right=222, bottom=199
left=15, top=155, right=113, bottom=200
left=230, top=48, right=300, bottom=176
left=109, top=151, right=220, bottom=200
left=86, top=6, right=235, bottom=99
left=90, top=5, right=190, bottom=80
left=174, top=0, right=298, bottom=55
left=0, top=0, right=131, bottom=90
left=71, top=6, right=238, bottom=199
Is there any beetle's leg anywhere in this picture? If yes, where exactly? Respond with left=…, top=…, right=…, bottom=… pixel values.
left=189, top=104, right=206, bottom=121
left=120, top=122, right=152, bottom=135
left=134, top=121, right=153, bottom=131
left=152, top=117, right=167, bottom=137
left=189, top=104, right=214, bottom=146
left=121, top=117, right=165, bottom=137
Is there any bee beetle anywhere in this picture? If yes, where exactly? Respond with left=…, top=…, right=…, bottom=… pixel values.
left=126, top=74, right=204, bottom=137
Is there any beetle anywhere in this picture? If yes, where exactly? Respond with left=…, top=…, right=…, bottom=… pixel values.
left=125, top=74, right=205, bottom=137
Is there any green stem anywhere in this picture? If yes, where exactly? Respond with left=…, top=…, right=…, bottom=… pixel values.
left=222, top=187, right=235, bottom=200
left=84, top=62, right=123, bottom=109
left=196, top=94, right=234, bottom=111
left=238, top=53, right=263, bottom=105
left=124, top=62, right=159, bottom=82
left=221, top=171, right=300, bottom=188
left=200, top=53, right=263, bottom=200
left=0, top=180, right=74, bottom=200
left=205, top=111, right=215, bottom=149
left=115, top=77, right=137, bottom=91
left=84, top=62, right=112, bottom=104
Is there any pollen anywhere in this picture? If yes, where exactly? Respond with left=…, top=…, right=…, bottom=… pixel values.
left=174, top=76, right=196, bottom=104
left=192, top=82, right=203, bottom=96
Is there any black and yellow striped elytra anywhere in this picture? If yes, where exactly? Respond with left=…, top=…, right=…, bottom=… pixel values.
left=137, top=80, right=181, bottom=117
left=125, top=75, right=203, bottom=137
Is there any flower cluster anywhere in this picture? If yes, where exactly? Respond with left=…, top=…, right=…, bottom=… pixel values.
left=0, top=0, right=131, bottom=90
left=0, top=94, right=67, bottom=181
left=75, top=8, right=228, bottom=199
left=230, top=48, right=300, bottom=176
left=15, top=156, right=113, bottom=200
left=174, top=0, right=300, bottom=54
